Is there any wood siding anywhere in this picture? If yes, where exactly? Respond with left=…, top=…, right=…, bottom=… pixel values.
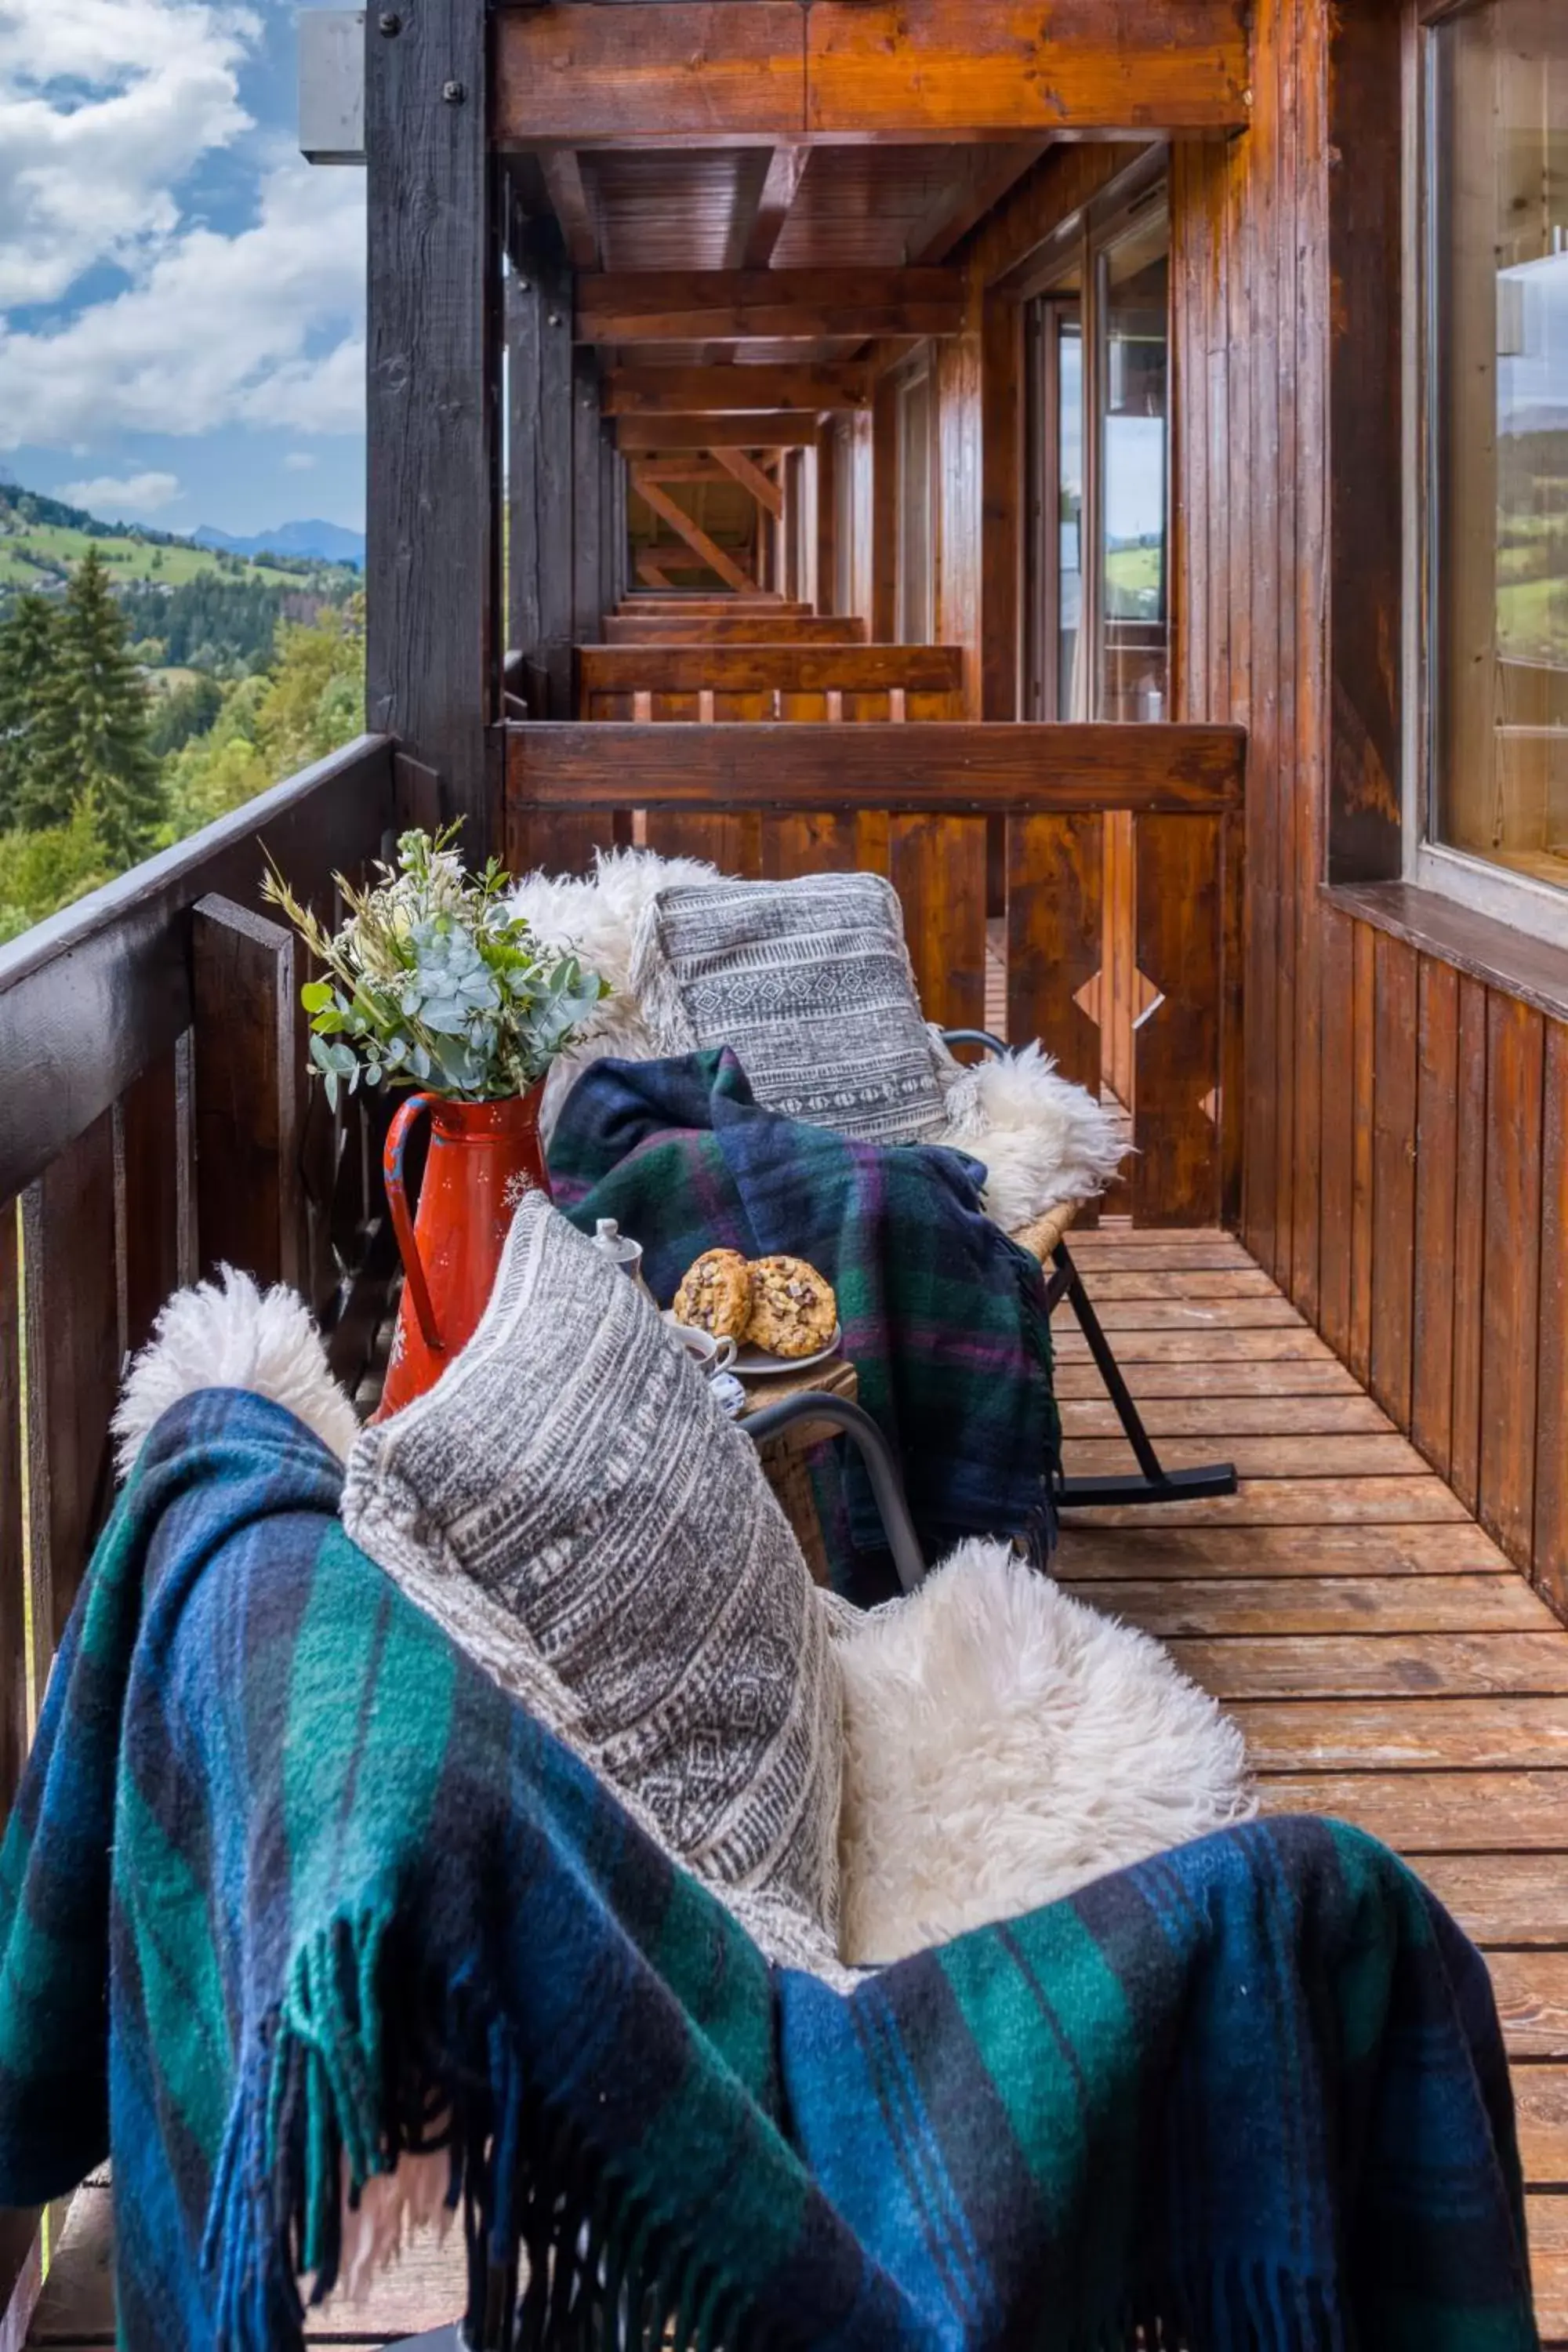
left=1169, top=0, right=1568, bottom=1625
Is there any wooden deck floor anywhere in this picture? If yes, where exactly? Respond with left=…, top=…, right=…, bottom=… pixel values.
left=27, top=1225, right=1568, bottom=2346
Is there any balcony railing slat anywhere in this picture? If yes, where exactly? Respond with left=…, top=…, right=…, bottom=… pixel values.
left=23, top=1113, right=120, bottom=1657
left=191, top=897, right=304, bottom=1294
left=0, top=1203, right=25, bottom=1826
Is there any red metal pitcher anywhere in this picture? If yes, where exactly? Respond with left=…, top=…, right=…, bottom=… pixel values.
left=374, top=1091, right=550, bottom=1420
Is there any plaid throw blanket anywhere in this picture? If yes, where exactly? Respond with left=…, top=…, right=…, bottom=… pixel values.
left=0, top=1391, right=1537, bottom=2350
left=548, top=1048, right=1059, bottom=1602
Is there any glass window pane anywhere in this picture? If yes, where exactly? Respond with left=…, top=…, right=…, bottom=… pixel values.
left=1057, top=314, right=1087, bottom=719
left=1431, top=2, right=1568, bottom=887
left=1096, top=198, right=1170, bottom=723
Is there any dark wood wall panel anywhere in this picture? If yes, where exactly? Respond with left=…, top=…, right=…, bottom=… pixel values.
left=1450, top=976, right=1490, bottom=1516
left=1369, top=931, right=1417, bottom=1428
left=1537, top=1022, right=1568, bottom=1620
left=1411, top=957, right=1460, bottom=1476
left=1478, top=996, right=1545, bottom=1565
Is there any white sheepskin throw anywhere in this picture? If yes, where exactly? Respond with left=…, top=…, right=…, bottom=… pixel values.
left=506, top=847, right=728, bottom=1144
left=830, top=1539, right=1254, bottom=1968
left=112, top=1266, right=360, bottom=1480
left=506, top=850, right=1126, bottom=1224
left=927, top=1033, right=1129, bottom=1232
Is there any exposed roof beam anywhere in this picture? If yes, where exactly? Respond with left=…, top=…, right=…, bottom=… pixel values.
left=711, top=448, right=785, bottom=520
left=494, top=3, right=1252, bottom=147
left=905, top=141, right=1054, bottom=265
left=539, top=150, right=599, bottom=270
left=735, top=143, right=808, bottom=269
left=604, top=363, right=871, bottom=416
left=577, top=269, right=965, bottom=345
left=630, top=468, right=758, bottom=594
left=616, top=413, right=820, bottom=452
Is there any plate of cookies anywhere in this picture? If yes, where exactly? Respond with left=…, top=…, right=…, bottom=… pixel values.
left=668, top=1248, right=841, bottom=1374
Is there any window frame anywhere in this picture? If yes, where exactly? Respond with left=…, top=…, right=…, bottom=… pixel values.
left=1019, top=152, right=1172, bottom=727
left=1405, top=0, right=1568, bottom=949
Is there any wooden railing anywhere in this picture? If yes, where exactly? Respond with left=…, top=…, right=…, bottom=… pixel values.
left=0, top=733, right=401, bottom=1832
left=604, top=613, right=870, bottom=646
left=503, top=719, right=1248, bottom=1231
left=578, top=642, right=964, bottom=721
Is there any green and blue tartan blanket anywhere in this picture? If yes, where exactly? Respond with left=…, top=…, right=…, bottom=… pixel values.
left=547, top=1047, right=1060, bottom=1602
left=0, top=1391, right=1538, bottom=2350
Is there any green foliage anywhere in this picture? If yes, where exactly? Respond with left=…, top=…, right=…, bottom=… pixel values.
left=0, top=584, right=365, bottom=943
left=160, top=596, right=365, bottom=839
left=0, top=593, right=61, bottom=828
left=20, top=547, right=162, bottom=864
left=147, top=671, right=223, bottom=758
left=262, top=826, right=609, bottom=1108
left=0, top=797, right=113, bottom=946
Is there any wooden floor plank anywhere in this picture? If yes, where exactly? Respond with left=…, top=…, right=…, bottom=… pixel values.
left=1516, top=2069, right=1568, bottom=2187
left=1059, top=1475, right=1472, bottom=1528
left=1529, top=2196, right=1568, bottom=2342
left=1256, top=1769, right=1568, bottom=1849
left=1073, top=1576, right=1562, bottom=1635
left=1054, top=1327, right=1339, bottom=1363
left=1416, top=1856, right=1568, bottom=1947
left=1488, top=1955, right=1568, bottom=2060
left=1056, top=1298, right=1308, bottom=1333
left=1167, top=1632, right=1568, bottom=1697
left=1054, top=1359, right=1364, bottom=1398
left=1067, top=1269, right=1283, bottom=1300
left=1062, top=1433, right=1430, bottom=1479
left=1237, top=1696, right=1568, bottom=1770
left=1059, top=1394, right=1396, bottom=1436
left=1055, top=1520, right=1519, bottom=1577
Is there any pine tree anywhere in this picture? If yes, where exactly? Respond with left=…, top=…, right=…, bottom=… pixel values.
left=0, top=593, right=61, bottom=829
left=26, top=547, right=163, bottom=862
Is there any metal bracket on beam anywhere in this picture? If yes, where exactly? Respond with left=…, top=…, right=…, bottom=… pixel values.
left=299, top=9, right=366, bottom=165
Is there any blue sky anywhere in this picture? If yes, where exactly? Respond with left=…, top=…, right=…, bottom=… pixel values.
left=0, top=0, right=365, bottom=535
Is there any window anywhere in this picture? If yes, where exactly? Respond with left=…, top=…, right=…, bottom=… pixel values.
left=895, top=365, right=935, bottom=644
left=1424, top=1, right=1568, bottom=910
left=1024, top=171, right=1170, bottom=723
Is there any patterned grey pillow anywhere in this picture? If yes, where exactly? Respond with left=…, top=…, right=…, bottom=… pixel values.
left=340, top=1191, right=843, bottom=1969
left=630, top=871, right=949, bottom=1145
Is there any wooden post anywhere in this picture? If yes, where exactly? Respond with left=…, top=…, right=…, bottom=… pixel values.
left=365, top=0, right=498, bottom=849
left=191, top=896, right=303, bottom=1292
left=506, top=215, right=574, bottom=720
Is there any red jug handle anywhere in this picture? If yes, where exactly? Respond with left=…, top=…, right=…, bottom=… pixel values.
left=383, top=1094, right=444, bottom=1356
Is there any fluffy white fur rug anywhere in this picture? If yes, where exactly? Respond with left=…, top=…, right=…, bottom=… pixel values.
left=508, top=848, right=1127, bottom=1226
left=829, top=1538, right=1254, bottom=1968
left=111, top=1266, right=359, bottom=1480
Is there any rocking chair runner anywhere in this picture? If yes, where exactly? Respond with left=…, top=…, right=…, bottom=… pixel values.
left=941, top=1031, right=1238, bottom=1515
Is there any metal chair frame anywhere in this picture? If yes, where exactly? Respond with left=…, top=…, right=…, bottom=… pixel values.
left=942, top=1031, right=1238, bottom=1512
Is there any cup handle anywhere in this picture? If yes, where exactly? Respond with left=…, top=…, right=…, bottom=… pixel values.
left=710, top=1336, right=738, bottom=1373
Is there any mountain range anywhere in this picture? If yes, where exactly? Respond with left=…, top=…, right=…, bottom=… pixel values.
left=193, top=520, right=365, bottom=566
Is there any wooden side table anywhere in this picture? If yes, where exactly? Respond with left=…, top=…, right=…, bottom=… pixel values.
left=740, top=1355, right=857, bottom=1587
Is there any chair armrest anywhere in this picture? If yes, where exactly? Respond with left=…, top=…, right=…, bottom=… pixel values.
left=741, top=1392, right=927, bottom=1595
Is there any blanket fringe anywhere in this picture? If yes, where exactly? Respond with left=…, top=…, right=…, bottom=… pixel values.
left=202, top=1900, right=785, bottom=2352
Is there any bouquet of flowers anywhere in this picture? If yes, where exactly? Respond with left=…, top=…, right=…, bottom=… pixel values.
left=263, top=826, right=608, bottom=1108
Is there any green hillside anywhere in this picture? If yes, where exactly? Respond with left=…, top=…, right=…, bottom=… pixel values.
left=0, top=482, right=347, bottom=600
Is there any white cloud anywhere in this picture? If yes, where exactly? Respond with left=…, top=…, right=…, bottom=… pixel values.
left=57, top=467, right=183, bottom=514
left=0, top=0, right=258, bottom=307
left=283, top=449, right=317, bottom=471
left=0, top=151, right=365, bottom=448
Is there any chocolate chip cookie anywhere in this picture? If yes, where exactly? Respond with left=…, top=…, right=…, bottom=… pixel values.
left=672, top=1247, right=753, bottom=1342
left=746, top=1257, right=838, bottom=1359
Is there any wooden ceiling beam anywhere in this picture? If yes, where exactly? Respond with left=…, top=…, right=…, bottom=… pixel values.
left=629, top=468, right=758, bottom=594
left=735, top=143, right=808, bottom=269
left=577, top=269, right=965, bottom=345
left=604, top=363, right=872, bottom=416
left=711, top=448, right=785, bottom=520
left=616, top=413, right=821, bottom=452
left=906, top=140, right=1054, bottom=265
left=494, top=3, right=1252, bottom=147
left=539, top=151, right=599, bottom=270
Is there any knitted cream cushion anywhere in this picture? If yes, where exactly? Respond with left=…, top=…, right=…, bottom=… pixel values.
left=630, top=870, right=949, bottom=1146
left=341, top=1192, right=843, bottom=1970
